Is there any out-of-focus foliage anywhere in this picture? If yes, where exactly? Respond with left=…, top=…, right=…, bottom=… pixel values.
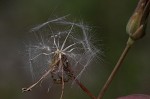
left=0, top=0, right=150, bottom=99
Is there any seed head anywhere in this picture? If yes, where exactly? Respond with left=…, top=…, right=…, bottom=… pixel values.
left=27, top=15, right=101, bottom=85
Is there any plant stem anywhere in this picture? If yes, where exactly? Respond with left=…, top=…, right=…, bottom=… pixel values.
left=74, top=77, right=96, bottom=99
left=97, top=42, right=132, bottom=99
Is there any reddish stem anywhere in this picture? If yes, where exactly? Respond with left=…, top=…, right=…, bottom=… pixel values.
left=97, top=44, right=131, bottom=99
left=73, top=77, right=96, bottom=99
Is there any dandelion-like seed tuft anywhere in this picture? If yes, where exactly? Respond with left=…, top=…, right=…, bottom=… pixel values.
left=22, top=15, right=100, bottom=99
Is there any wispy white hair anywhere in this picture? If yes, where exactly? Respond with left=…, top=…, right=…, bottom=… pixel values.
left=27, top=15, right=100, bottom=83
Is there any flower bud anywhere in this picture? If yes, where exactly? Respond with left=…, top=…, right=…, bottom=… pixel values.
left=126, top=0, right=150, bottom=41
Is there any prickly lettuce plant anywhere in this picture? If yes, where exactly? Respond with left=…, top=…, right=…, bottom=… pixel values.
left=22, top=0, right=150, bottom=99
left=22, top=15, right=99, bottom=99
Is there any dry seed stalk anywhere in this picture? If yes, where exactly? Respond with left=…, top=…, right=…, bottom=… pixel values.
left=22, top=16, right=99, bottom=99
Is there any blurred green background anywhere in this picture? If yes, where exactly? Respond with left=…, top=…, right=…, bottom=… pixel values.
left=0, top=0, right=150, bottom=99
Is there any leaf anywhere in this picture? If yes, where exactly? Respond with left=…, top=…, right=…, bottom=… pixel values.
left=117, top=94, right=150, bottom=99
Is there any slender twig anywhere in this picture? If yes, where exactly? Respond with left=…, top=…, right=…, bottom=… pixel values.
left=97, top=42, right=132, bottom=99
left=66, top=59, right=97, bottom=99
left=74, top=77, right=97, bottom=99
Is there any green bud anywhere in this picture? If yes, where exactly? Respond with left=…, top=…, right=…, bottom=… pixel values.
left=126, top=12, right=142, bottom=37
left=126, top=0, right=150, bottom=41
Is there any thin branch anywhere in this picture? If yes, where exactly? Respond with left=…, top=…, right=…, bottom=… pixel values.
left=97, top=43, right=132, bottom=99
left=73, top=77, right=96, bottom=99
